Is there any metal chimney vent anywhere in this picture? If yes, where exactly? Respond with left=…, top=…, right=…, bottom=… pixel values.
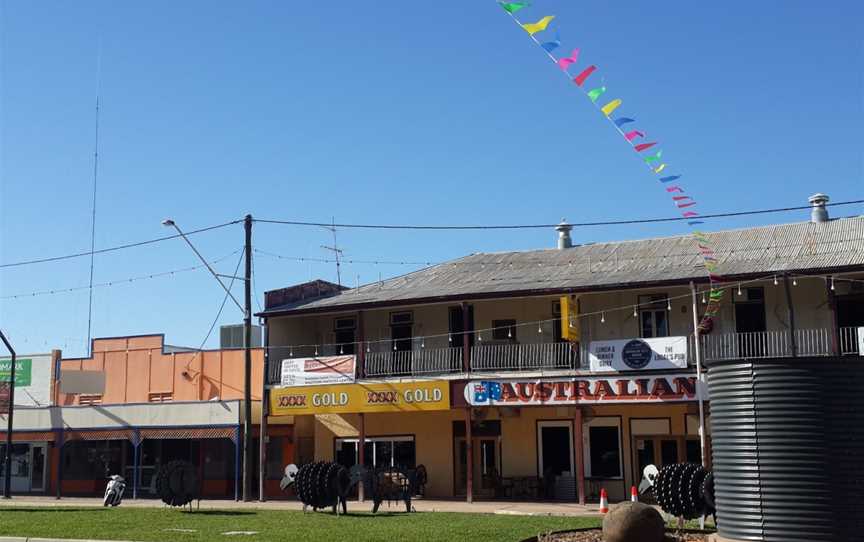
left=808, top=193, right=829, bottom=223
left=556, top=219, right=573, bottom=249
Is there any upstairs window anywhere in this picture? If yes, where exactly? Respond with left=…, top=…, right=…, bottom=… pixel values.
left=638, top=294, right=669, bottom=338
left=334, top=317, right=357, bottom=355
left=492, top=319, right=517, bottom=342
left=148, top=392, right=173, bottom=403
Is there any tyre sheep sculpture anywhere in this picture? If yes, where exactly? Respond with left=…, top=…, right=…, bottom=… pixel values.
left=366, top=466, right=415, bottom=514
left=281, top=463, right=421, bottom=515
left=281, top=462, right=356, bottom=515
left=155, top=460, right=200, bottom=510
left=639, top=463, right=715, bottom=523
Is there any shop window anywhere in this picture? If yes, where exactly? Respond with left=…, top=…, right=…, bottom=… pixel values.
left=585, top=418, right=622, bottom=479
left=685, top=439, right=702, bottom=464
left=62, top=440, right=124, bottom=480
left=265, top=437, right=285, bottom=480
left=335, top=436, right=415, bottom=470
left=639, top=295, right=669, bottom=338
left=78, top=394, right=102, bottom=405
left=492, top=319, right=517, bottom=342
left=203, top=439, right=235, bottom=480
left=148, top=392, right=173, bottom=403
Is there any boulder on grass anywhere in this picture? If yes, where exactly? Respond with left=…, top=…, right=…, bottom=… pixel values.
left=602, top=502, right=665, bottom=542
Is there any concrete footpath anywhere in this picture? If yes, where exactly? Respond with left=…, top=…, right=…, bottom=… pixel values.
left=0, top=495, right=602, bottom=517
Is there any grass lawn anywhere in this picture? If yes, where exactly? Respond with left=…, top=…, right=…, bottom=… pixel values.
left=0, top=506, right=601, bottom=542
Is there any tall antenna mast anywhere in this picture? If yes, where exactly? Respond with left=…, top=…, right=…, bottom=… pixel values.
left=86, top=43, right=102, bottom=356
left=320, top=217, right=343, bottom=286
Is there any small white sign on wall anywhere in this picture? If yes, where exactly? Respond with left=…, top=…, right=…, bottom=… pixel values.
left=589, top=336, right=688, bottom=372
left=858, top=327, right=864, bottom=356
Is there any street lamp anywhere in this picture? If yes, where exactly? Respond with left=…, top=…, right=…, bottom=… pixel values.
left=162, top=216, right=254, bottom=502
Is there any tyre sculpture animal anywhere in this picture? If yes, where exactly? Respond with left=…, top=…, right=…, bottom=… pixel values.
left=281, top=462, right=355, bottom=515
left=155, top=460, right=200, bottom=509
left=365, top=466, right=418, bottom=514
left=639, top=463, right=715, bottom=522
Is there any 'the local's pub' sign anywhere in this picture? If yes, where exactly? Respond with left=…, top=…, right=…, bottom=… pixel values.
left=460, top=374, right=704, bottom=407
left=589, top=337, right=688, bottom=372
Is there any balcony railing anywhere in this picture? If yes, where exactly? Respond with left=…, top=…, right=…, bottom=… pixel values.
left=700, top=327, right=862, bottom=361
left=266, top=327, right=862, bottom=383
left=365, top=347, right=463, bottom=378
left=470, top=342, right=579, bottom=372
left=839, top=326, right=861, bottom=356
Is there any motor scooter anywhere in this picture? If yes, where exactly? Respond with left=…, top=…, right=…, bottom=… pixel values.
left=103, top=474, right=126, bottom=507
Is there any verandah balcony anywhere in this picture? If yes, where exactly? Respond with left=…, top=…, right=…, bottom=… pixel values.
left=267, top=327, right=862, bottom=383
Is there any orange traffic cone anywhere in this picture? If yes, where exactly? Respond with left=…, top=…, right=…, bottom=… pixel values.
left=599, top=488, right=609, bottom=513
left=630, top=486, right=638, bottom=502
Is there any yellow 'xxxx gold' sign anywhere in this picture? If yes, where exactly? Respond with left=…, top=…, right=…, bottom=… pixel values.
left=269, top=380, right=450, bottom=416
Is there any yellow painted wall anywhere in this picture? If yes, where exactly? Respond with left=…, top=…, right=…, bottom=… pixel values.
left=312, top=409, right=465, bottom=498
left=304, top=402, right=699, bottom=502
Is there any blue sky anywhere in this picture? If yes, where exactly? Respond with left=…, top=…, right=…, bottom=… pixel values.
left=1, top=1, right=862, bottom=356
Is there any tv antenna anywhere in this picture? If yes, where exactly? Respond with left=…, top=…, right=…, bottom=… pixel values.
left=320, top=217, right=343, bottom=286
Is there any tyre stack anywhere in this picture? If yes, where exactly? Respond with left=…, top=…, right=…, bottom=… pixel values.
left=652, top=462, right=715, bottom=520
left=293, top=461, right=351, bottom=511
left=155, top=460, right=200, bottom=507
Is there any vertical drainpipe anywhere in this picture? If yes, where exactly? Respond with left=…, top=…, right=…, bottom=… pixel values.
left=259, top=320, right=269, bottom=502
left=357, top=311, right=366, bottom=379
left=234, top=425, right=241, bottom=501
left=826, top=279, right=840, bottom=356
left=573, top=407, right=585, bottom=505
left=461, top=303, right=471, bottom=373
left=55, top=429, right=64, bottom=499
left=782, top=274, right=797, bottom=357
left=689, top=282, right=708, bottom=469
left=132, top=429, right=140, bottom=500
left=465, top=407, right=473, bottom=504
left=358, top=413, right=365, bottom=503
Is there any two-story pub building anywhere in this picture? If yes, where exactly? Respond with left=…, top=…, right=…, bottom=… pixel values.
left=261, top=202, right=864, bottom=503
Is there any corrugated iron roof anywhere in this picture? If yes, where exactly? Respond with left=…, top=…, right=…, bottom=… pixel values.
left=259, top=216, right=864, bottom=316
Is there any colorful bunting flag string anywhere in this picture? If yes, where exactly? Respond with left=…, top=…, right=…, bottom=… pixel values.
left=497, top=1, right=724, bottom=328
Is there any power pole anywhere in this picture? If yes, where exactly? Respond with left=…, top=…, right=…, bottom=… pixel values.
left=243, top=214, right=253, bottom=501
left=1, top=330, right=16, bottom=499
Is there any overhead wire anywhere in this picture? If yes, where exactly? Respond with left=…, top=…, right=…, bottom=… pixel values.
left=183, top=248, right=247, bottom=371
left=253, top=200, right=864, bottom=230
left=0, top=219, right=243, bottom=269
left=2, top=201, right=862, bottom=270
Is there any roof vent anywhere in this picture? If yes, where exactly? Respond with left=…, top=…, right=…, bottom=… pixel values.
left=556, top=219, right=573, bottom=249
left=808, top=193, right=829, bottom=223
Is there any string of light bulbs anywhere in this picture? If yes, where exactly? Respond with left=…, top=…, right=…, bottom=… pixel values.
left=1, top=249, right=242, bottom=300
left=261, top=271, right=860, bottom=354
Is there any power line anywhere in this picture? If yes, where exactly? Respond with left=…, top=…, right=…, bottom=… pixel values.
left=0, top=219, right=243, bottom=269
left=255, top=232, right=864, bottom=270
left=3, top=199, right=862, bottom=270
left=187, top=247, right=247, bottom=362
left=254, top=200, right=863, bottom=231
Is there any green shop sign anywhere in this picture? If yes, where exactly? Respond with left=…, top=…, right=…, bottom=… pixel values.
left=0, top=358, right=32, bottom=387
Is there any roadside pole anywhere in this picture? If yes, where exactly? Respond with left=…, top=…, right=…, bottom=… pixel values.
left=243, top=214, right=253, bottom=501
left=1, top=330, right=17, bottom=499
